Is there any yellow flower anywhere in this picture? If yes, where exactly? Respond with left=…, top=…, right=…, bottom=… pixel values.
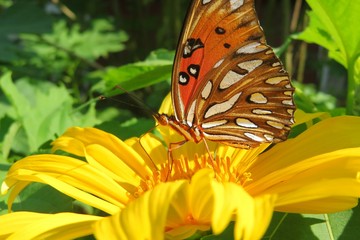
left=92, top=116, right=360, bottom=240
left=1, top=95, right=360, bottom=239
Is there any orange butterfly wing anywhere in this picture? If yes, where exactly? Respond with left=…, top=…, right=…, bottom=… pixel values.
left=171, top=0, right=295, bottom=148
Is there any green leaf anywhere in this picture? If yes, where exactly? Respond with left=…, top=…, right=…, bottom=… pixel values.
left=293, top=82, right=346, bottom=115
left=329, top=204, right=360, bottom=239
left=97, top=117, right=155, bottom=140
left=265, top=213, right=327, bottom=239
left=265, top=206, right=360, bottom=239
left=298, top=1, right=360, bottom=68
left=353, top=58, right=360, bottom=115
left=22, top=19, right=129, bottom=62
left=0, top=163, right=11, bottom=214
left=9, top=183, right=74, bottom=214
left=0, top=121, right=21, bottom=163
left=0, top=72, right=99, bottom=157
left=201, top=222, right=234, bottom=239
left=297, top=0, right=360, bottom=115
left=92, top=49, right=174, bottom=95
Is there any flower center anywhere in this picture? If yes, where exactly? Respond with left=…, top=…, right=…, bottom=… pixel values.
left=131, top=153, right=252, bottom=199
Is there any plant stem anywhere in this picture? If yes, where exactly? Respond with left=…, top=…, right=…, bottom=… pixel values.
left=347, top=58, right=360, bottom=115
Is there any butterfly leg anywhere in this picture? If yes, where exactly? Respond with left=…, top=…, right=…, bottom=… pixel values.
left=167, top=139, right=188, bottom=179
left=201, top=138, right=218, bottom=172
left=138, top=133, right=158, bottom=170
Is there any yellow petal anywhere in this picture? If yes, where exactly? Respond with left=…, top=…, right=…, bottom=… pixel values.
left=249, top=116, right=360, bottom=180
left=125, top=132, right=167, bottom=166
left=293, top=109, right=330, bottom=127
left=275, top=179, right=360, bottom=213
left=84, top=144, right=140, bottom=186
left=158, top=92, right=173, bottom=115
left=167, top=169, right=276, bottom=240
left=248, top=147, right=360, bottom=213
left=212, top=179, right=276, bottom=240
left=166, top=169, right=213, bottom=239
left=0, top=212, right=48, bottom=238
left=94, top=181, right=186, bottom=240
left=0, top=212, right=100, bottom=240
left=52, top=127, right=151, bottom=177
left=188, top=169, right=215, bottom=222
left=3, top=155, right=128, bottom=214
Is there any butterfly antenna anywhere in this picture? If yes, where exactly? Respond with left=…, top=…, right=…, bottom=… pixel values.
left=111, top=85, right=158, bottom=118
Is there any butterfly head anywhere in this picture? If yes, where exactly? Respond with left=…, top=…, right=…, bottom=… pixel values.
left=154, top=113, right=170, bottom=127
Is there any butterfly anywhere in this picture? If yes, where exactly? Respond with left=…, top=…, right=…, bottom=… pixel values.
left=155, top=0, right=295, bottom=149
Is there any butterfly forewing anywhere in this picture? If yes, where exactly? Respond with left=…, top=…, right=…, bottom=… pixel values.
left=172, top=0, right=241, bottom=120
left=171, top=0, right=295, bottom=148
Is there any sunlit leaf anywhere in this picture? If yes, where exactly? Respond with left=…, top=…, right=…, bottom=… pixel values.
left=92, top=49, right=174, bottom=95
left=298, top=0, right=360, bottom=68
left=0, top=73, right=99, bottom=156
left=265, top=205, right=360, bottom=239
left=297, top=0, right=360, bottom=114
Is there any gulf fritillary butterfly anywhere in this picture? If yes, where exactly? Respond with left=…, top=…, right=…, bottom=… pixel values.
left=155, top=0, right=295, bottom=149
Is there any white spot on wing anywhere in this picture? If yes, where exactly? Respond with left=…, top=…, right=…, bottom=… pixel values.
left=284, top=91, right=293, bottom=96
left=201, top=120, right=228, bottom=129
left=238, top=60, right=263, bottom=72
left=202, top=0, right=212, bottom=4
left=249, top=93, right=267, bottom=104
left=183, top=46, right=191, bottom=56
left=236, top=42, right=267, bottom=54
left=236, top=118, right=258, bottom=128
left=265, top=76, right=288, bottom=85
left=203, top=132, right=247, bottom=142
left=189, top=67, right=197, bottom=75
left=179, top=75, right=188, bottom=84
left=219, top=70, right=244, bottom=89
left=252, top=109, right=272, bottom=115
left=272, top=62, right=281, bottom=67
left=244, top=132, right=264, bottom=142
left=186, top=100, right=197, bottom=126
left=267, top=121, right=284, bottom=130
left=201, top=81, right=213, bottom=99
left=264, top=134, right=274, bottom=141
left=230, top=0, right=244, bottom=11
left=204, top=92, right=242, bottom=119
left=214, top=58, right=224, bottom=68
left=282, top=99, right=294, bottom=106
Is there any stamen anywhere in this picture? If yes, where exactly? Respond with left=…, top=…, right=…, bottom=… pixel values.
left=131, top=153, right=253, bottom=199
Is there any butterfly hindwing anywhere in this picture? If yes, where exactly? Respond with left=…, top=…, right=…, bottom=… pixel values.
left=197, top=43, right=295, bottom=147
